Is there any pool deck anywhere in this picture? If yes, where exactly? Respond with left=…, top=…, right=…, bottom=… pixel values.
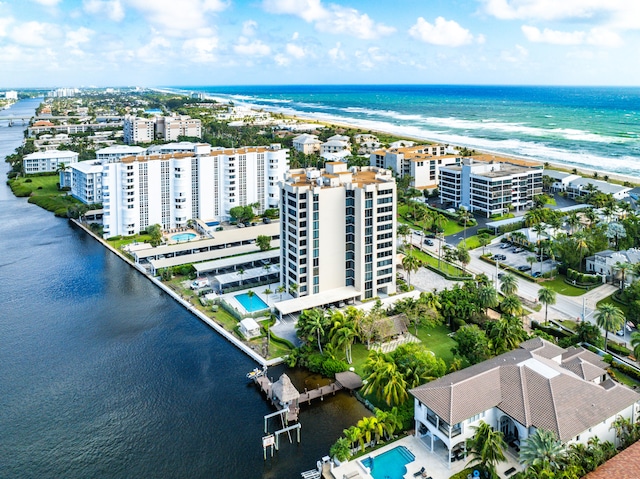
left=328, top=435, right=522, bottom=479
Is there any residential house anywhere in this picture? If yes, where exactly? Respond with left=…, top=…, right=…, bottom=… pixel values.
left=292, top=134, right=322, bottom=154
left=410, top=338, right=639, bottom=469
left=586, top=248, right=640, bottom=284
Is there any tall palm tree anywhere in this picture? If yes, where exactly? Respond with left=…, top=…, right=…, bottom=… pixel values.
left=246, top=289, right=255, bottom=311
left=343, top=426, right=362, bottom=452
left=614, top=261, right=631, bottom=291
left=500, top=273, right=518, bottom=296
left=299, top=308, right=327, bottom=354
left=466, top=421, right=507, bottom=479
left=397, top=223, right=411, bottom=247
left=519, top=429, right=565, bottom=474
left=357, top=416, right=384, bottom=449
left=538, top=287, right=556, bottom=324
left=401, top=247, right=421, bottom=287
left=458, top=207, right=471, bottom=242
left=237, top=268, right=245, bottom=286
left=276, top=285, right=286, bottom=302
left=375, top=407, right=402, bottom=441
left=595, top=303, right=625, bottom=352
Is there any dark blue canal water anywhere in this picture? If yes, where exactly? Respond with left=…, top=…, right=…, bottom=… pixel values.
left=0, top=98, right=368, bottom=479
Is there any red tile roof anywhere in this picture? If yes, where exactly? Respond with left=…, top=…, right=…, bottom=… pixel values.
left=584, top=441, right=640, bottom=479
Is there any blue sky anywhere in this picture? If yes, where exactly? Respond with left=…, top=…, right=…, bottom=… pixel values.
left=2, top=0, right=640, bottom=88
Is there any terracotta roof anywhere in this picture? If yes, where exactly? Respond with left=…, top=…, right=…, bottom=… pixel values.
left=584, top=439, right=640, bottom=479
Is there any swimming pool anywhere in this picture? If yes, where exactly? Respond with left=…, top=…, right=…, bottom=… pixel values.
left=171, top=233, right=196, bottom=242
left=235, top=293, right=269, bottom=313
left=360, top=445, right=415, bottom=479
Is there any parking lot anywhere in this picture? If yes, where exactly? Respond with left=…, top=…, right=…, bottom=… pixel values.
left=486, top=241, right=557, bottom=277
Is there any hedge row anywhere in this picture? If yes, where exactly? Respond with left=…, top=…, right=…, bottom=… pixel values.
left=567, top=268, right=600, bottom=285
left=531, top=320, right=572, bottom=340
left=609, top=361, right=640, bottom=383
left=607, top=342, right=631, bottom=357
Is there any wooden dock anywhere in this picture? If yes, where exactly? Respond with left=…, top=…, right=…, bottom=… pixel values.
left=299, top=382, right=343, bottom=404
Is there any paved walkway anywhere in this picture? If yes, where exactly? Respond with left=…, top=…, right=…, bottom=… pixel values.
left=371, top=333, right=421, bottom=354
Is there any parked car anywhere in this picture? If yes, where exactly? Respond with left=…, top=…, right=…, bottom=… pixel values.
left=493, top=254, right=506, bottom=261
left=500, top=243, right=510, bottom=249
left=424, top=239, right=434, bottom=246
left=414, top=230, right=424, bottom=236
left=532, top=271, right=542, bottom=278
left=237, top=222, right=245, bottom=228
left=616, top=329, right=625, bottom=337
left=262, top=217, right=272, bottom=224
left=513, top=247, right=524, bottom=253
left=518, top=265, right=531, bottom=272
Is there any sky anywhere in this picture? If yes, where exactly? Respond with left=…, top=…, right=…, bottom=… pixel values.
left=2, top=0, right=640, bottom=88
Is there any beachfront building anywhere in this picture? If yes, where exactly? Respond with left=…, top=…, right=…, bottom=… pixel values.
left=410, top=338, right=640, bottom=469
left=102, top=143, right=289, bottom=238
left=23, top=150, right=78, bottom=174
left=542, top=170, right=582, bottom=193
left=439, top=158, right=543, bottom=216
left=63, top=161, right=104, bottom=204
left=370, top=144, right=456, bottom=190
left=157, top=115, right=202, bottom=142
left=96, top=145, right=146, bottom=164
left=564, top=177, right=631, bottom=200
left=354, top=133, right=381, bottom=154
left=275, top=164, right=396, bottom=316
left=292, top=134, right=322, bottom=154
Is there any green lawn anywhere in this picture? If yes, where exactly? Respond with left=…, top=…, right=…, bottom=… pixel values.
left=350, top=324, right=457, bottom=376
left=541, top=275, right=588, bottom=297
left=597, top=293, right=630, bottom=317
left=397, top=204, right=464, bottom=236
left=413, top=249, right=470, bottom=278
left=11, top=174, right=61, bottom=195
left=459, top=234, right=496, bottom=250
left=107, top=234, right=153, bottom=250
left=613, top=370, right=640, bottom=389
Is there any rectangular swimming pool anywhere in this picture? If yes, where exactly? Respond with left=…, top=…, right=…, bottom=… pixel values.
left=235, top=293, right=269, bottom=313
left=360, top=445, right=415, bottom=479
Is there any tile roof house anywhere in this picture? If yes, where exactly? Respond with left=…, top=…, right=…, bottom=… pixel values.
left=410, top=338, right=640, bottom=469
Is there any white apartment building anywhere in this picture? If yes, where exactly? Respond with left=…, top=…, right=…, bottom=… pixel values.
left=157, top=115, right=202, bottom=142
left=123, top=115, right=155, bottom=144
left=370, top=144, right=454, bottom=189
left=23, top=150, right=78, bottom=173
left=96, top=145, right=146, bottom=164
left=102, top=143, right=289, bottom=238
left=65, top=161, right=104, bottom=204
left=277, top=163, right=396, bottom=309
left=2, top=90, right=18, bottom=100
left=292, top=134, right=322, bottom=154
left=439, top=159, right=543, bottom=217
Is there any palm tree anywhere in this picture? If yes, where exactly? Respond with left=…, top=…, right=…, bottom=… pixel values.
left=500, top=294, right=522, bottom=317
left=595, top=303, right=625, bottom=352
left=397, top=223, right=411, bottom=247
left=614, top=261, right=631, bottom=291
left=263, top=263, right=272, bottom=286
left=237, top=268, right=245, bottom=286
left=477, top=285, right=499, bottom=314
left=466, top=421, right=507, bottom=479
left=500, top=273, right=518, bottom=296
left=276, top=285, right=286, bottom=302
left=478, top=233, right=491, bottom=255
left=519, top=429, right=565, bottom=474
left=538, top=287, right=556, bottom=324
left=457, top=245, right=471, bottom=274
left=356, top=416, right=384, bottom=449
left=343, top=425, right=363, bottom=452
left=375, top=407, right=402, bottom=441
left=305, top=308, right=327, bottom=354
left=458, top=207, right=471, bottom=242
left=289, top=282, right=298, bottom=297
left=401, top=247, right=421, bottom=287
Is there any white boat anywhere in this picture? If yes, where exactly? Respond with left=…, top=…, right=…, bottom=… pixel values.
left=246, top=367, right=266, bottom=380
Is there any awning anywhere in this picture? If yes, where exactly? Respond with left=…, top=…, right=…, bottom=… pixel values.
left=274, top=286, right=360, bottom=316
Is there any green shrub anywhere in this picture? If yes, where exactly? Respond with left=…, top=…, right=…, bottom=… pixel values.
left=25, top=178, right=32, bottom=183
left=610, top=361, right=640, bottom=382
left=450, top=468, right=476, bottom=479
left=321, top=358, right=349, bottom=377
left=608, top=342, right=631, bottom=356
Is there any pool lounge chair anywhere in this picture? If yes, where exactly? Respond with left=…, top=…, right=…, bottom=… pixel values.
left=413, top=467, right=425, bottom=477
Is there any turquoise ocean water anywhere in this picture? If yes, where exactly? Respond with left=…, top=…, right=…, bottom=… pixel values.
left=173, top=85, right=640, bottom=178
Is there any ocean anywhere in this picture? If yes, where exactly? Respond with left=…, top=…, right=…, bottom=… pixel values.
left=0, top=99, right=369, bottom=478
left=175, top=84, right=640, bottom=178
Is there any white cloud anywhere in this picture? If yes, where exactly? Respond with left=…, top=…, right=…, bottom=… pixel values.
left=409, top=17, right=476, bottom=47
left=261, top=0, right=326, bottom=22
left=521, top=25, right=584, bottom=45
left=65, top=27, right=94, bottom=49
left=31, top=0, right=61, bottom=6
left=83, top=0, right=125, bottom=22
left=354, top=46, right=388, bottom=70
left=242, top=20, right=258, bottom=36
left=234, top=38, right=271, bottom=56
left=286, top=43, right=305, bottom=59
left=262, top=0, right=394, bottom=39
left=522, top=25, right=622, bottom=46
left=316, top=5, right=395, bottom=40
left=328, top=42, right=345, bottom=61
left=0, top=16, right=14, bottom=37
left=183, top=36, right=219, bottom=62
left=481, top=0, right=640, bottom=31
left=11, top=21, right=61, bottom=47
left=500, top=44, right=529, bottom=62
left=291, top=32, right=299, bottom=40
left=136, top=36, right=172, bottom=63
left=274, top=53, right=290, bottom=66
left=124, top=0, right=229, bottom=36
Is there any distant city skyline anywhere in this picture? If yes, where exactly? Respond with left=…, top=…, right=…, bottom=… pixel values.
left=2, top=0, right=640, bottom=88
